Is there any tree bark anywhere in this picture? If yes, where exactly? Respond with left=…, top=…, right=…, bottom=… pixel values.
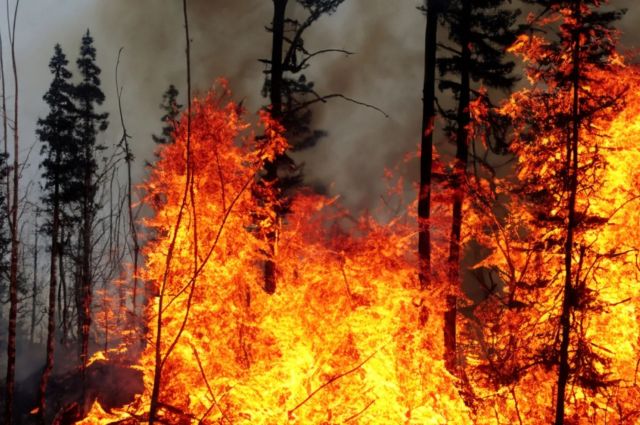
left=445, top=0, right=471, bottom=374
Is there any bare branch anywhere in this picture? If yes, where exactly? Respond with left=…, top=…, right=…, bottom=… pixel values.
left=287, top=349, right=378, bottom=419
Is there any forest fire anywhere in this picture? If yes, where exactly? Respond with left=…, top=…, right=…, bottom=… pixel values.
left=77, top=58, right=640, bottom=424
left=3, top=1, right=640, bottom=425
left=78, top=87, right=470, bottom=423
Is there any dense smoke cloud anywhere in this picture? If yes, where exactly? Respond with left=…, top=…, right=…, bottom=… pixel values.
left=16, top=0, right=640, bottom=211
left=91, top=0, right=426, bottom=210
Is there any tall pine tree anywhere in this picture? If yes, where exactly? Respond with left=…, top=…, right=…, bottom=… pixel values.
left=469, top=1, right=628, bottom=422
left=438, top=0, right=519, bottom=373
left=260, top=0, right=345, bottom=294
left=511, top=2, right=624, bottom=422
left=35, top=44, right=77, bottom=424
left=73, top=29, right=108, bottom=377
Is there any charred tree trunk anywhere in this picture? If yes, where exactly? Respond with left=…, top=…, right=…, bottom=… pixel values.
left=263, top=0, right=287, bottom=295
left=555, top=2, right=581, bottom=423
left=31, top=210, right=39, bottom=343
left=445, top=0, right=470, bottom=374
left=418, top=0, right=439, bottom=291
left=38, top=177, right=61, bottom=424
left=59, top=229, right=69, bottom=344
left=79, top=147, right=93, bottom=384
left=4, top=3, right=19, bottom=421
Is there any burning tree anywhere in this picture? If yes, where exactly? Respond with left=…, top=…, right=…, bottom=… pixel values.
left=436, top=0, right=519, bottom=375
left=467, top=2, right=640, bottom=423
left=77, top=83, right=472, bottom=424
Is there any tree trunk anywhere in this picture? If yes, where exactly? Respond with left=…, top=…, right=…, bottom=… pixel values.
left=126, top=142, right=140, bottom=316
left=445, top=0, right=471, bottom=374
left=59, top=229, right=69, bottom=344
left=555, top=2, right=581, bottom=423
left=31, top=211, right=39, bottom=343
left=263, top=0, right=287, bottom=295
left=79, top=142, right=93, bottom=386
left=37, top=180, right=61, bottom=424
left=418, top=0, right=439, bottom=291
left=4, top=5, right=19, bottom=420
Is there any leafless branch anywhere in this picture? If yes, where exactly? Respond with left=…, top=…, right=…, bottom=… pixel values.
left=287, top=349, right=378, bottom=419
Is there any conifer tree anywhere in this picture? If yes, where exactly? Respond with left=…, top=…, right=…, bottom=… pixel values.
left=35, top=44, right=77, bottom=423
left=469, top=1, right=627, bottom=423
left=510, top=2, right=624, bottom=422
left=438, top=0, right=519, bottom=373
left=152, top=84, right=182, bottom=145
left=260, top=0, right=345, bottom=294
left=73, top=29, right=108, bottom=375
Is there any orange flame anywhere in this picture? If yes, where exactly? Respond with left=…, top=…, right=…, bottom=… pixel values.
left=79, top=85, right=469, bottom=424
left=79, top=63, right=640, bottom=423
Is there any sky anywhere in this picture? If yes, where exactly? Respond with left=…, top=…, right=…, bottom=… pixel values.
left=7, top=0, right=640, bottom=212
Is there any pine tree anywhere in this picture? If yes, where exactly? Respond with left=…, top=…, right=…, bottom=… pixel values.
left=260, top=0, right=345, bottom=294
left=438, top=0, right=519, bottom=373
left=35, top=44, right=77, bottom=423
left=73, top=29, right=108, bottom=377
left=470, top=1, right=627, bottom=422
left=152, top=84, right=182, bottom=145
left=510, top=2, right=624, bottom=422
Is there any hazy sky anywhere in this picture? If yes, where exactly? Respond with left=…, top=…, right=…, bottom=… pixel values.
left=8, top=0, right=640, bottom=211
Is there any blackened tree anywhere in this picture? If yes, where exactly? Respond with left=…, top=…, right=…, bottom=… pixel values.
left=73, top=29, right=108, bottom=376
left=260, top=0, right=346, bottom=294
left=418, top=0, right=446, bottom=293
left=0, top=153, right=8, bottom=293
left=438, top=0, right=519, bottom=373
left=510, top=2, right=625, bottom=423
left=152, top=84, right=182, bottom=145
left=35, top=44, right=77, bottom=423
left=470, top=1, right=627, bottom=423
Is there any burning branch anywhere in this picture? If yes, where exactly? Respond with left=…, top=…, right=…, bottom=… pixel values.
left=287, top=349, right=378, bottom=420
left=189, top=343, right=231, bottom=424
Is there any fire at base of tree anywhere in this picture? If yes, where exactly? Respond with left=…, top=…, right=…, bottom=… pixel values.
left=3, top=1, right=640, bottom=425
left=76, top=59, right=640, bottom=423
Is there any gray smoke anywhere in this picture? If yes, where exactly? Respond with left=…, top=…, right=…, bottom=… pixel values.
left=14, top=0, right=640, bottom=212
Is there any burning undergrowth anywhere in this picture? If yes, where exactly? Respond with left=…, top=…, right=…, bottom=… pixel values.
left=77, top=84, right=469, bottom=424
left=76, top=61, right=640, bottom=424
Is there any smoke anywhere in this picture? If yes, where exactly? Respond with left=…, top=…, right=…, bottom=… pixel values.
left=15, top=0, right=640, bottom=212
left=84, top=0, right=426, bottom=211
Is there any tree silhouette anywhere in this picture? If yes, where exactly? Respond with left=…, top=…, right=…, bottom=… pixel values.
left=438, top=0, right=519, bottom=373
left=470, top=1, right=628, bottom=422
left=73, top=29, right=108, bottom=378
left=35, top=44, right=77, bottom=424
left=152, top=84, right=182, bottom=145
left=259, top=0, right=347, bottom=294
